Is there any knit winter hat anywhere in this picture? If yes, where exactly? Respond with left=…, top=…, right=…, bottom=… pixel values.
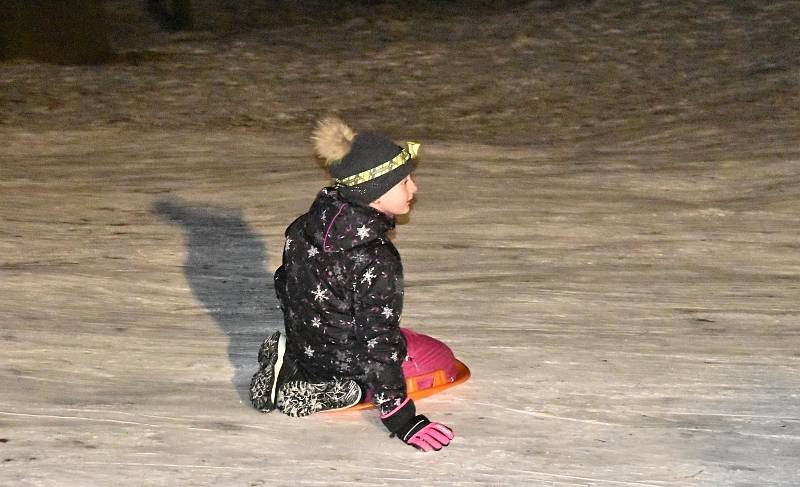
left=312, top=117, right=419, bottom=205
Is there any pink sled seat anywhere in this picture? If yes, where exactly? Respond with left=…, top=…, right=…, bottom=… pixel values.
left=400, top=328, right=458, bottom=392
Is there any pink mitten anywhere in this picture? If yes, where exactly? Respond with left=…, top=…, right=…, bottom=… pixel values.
left=403, top=418, right=455, bottom=452
left=381, top=398, right=455, bottom=452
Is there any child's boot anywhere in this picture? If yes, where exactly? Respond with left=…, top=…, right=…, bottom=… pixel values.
left=249, top=331, right=285, bottom=412
left=277, top=379, right=362, bottom=417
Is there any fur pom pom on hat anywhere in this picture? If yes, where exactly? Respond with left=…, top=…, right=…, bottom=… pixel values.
left=311, top=117, right=417, bottom=206
left=312, top=117, right=356, bottom=165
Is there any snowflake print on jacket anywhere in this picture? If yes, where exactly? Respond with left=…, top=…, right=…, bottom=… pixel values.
left=274, top=187, right=407, bottom=415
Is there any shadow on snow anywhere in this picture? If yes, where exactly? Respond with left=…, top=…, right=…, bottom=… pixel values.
left=152, top=196, right=281, bottom=405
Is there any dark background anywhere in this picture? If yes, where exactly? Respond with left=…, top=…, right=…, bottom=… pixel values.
left=2, top=0, right=798, bottom=148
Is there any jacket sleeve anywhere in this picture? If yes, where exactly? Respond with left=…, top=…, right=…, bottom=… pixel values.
left=273, top=236, right=290, bottom=311
left=274, top=216, right=303, bottom=313
left=351, top=243, right=408, bottom=416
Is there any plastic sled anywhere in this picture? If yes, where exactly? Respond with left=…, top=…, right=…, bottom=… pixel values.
left=333, top=328, right=471, bottom=412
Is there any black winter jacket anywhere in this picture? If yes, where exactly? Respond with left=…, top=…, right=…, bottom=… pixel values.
left=274, top=188, right=408, bottom=415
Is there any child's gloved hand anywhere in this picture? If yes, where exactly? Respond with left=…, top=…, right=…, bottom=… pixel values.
left=397, top=415, right=454, bottom=451
left=380, top=398, right=455, bottom=452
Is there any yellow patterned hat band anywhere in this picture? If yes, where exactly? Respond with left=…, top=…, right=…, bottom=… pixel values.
left=335, top=141, right=420, bottom=187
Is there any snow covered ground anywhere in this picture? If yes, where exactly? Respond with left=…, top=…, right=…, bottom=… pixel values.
left=2, top=1, right=799, bottom=485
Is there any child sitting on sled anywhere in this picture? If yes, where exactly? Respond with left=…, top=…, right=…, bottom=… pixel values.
left=249, top=117, right=455, bottom=452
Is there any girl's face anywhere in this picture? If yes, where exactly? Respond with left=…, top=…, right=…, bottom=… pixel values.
left=370, top=175, right=418, bottom=217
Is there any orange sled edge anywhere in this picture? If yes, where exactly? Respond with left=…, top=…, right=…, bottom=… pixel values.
left=332, top=359, right=471, bottom=412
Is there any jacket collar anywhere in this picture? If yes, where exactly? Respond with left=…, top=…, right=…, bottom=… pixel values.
left=305, top=187, right=395, bottom=252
